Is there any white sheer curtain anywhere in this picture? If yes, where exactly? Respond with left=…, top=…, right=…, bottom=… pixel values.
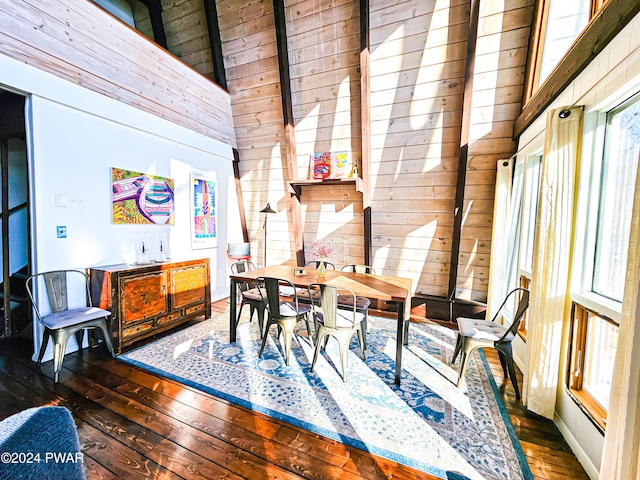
left=523, top=106, right=583, bottom=419
left=599, top=151, right=640, bottom=479
left=486, top=159, right=514, bottom=319
left=487, top=159, right=523, bottom=320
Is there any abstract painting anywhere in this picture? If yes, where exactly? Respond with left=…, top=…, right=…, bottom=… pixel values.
left=111, top=168, right=175, bottom=225
left=310, top=151, right=352, bottom=179
left=191, top=173, right=217, bottom=249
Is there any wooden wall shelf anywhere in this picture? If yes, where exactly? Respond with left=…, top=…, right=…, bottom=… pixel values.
left=288, top=177, right=363, bottom=195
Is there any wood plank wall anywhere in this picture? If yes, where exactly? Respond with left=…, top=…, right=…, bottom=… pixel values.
left=217, top=0, right=292, bottom=264
left=162, top=0, right=216, bottom=81
left=287, top=0, right=363, bottom=264
left=214, top=0, right=533, bottom=301
left=457, top=0, right=534, bottom=300
left=0, top=0, right=235, bottom=147
left=369, top=0, right=468, bottom=299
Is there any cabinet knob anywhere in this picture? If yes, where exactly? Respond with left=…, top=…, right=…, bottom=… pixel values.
left=141, top=292, right=149, bottom=304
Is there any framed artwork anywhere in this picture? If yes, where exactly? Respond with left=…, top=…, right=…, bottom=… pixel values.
left=111, top=167, right=175, bottom=225
left=310, top=151, right=352, bottom=179
left=190, top=173, right=217, bottom=249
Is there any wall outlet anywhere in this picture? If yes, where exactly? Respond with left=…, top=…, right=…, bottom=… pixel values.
left=56, top=226, right=67, bottom=238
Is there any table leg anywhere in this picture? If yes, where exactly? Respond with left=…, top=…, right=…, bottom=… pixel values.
left=395, top=301, right=404, bottom=385
left=230, top=279, right=237, bottom=342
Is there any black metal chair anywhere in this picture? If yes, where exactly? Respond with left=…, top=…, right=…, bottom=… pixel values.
left=341, top=264, right=376, bottom=274
left=258, top=277, right=314, bottom=365
left=26, top=269, right=115, bottom=383
left=230, top=260, right=266, bottom=337
left=452, top=287, right=530, bottom=398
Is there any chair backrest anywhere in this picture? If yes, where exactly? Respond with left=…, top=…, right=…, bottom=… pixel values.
left=341, top=264, right=376, bottom=274
left=308, top=283, right=358, bottom=330
left=230, top=259, right=256, bottom=275
left=305, top=260, right=335, bottom=270
left=258, top=276, right=302, bottom=320
left=26, top=270, right=91, bottom=322
left=493, top=287, right=530, bottom=342
left=227, top=242, right=251, bottom=261
left=230, top=260, right=258, bottom=291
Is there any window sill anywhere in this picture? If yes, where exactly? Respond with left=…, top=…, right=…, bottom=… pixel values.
left=566, top=387, right=607, bottom=434
left=571, top=291, right=621, bottom=324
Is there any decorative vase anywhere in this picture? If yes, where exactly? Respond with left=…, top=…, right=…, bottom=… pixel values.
left=317, top=260, right=327, bottom=279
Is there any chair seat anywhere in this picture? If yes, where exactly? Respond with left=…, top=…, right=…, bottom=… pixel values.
left=241, top=287, right=265, bottom=302
left=278, top=301, right=312, bottom=317
left=297, top=289, right=320, bottom=302
left=316, top=310, right=365, bottom=328
left=337, top=294, right=371, bottom=310
left=457, top=317, right=514, bottom=342
left=42, top=307, right=111, bottom=329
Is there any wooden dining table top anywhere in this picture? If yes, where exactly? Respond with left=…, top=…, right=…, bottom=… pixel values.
left=229, top=263, right=412, bottom=303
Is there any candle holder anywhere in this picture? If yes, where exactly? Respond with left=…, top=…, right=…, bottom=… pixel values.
left=156, top=232, right=169, bottom=262
left=136, top=232, right=151, bottom=264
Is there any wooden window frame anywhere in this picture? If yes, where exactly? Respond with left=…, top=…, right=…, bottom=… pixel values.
left=566, top=303, right=617, bottom=432
left=525, top=0, right=609, bottom=102
left=516, top=0, right=639, bottom=138
left=517, top=276, right=530, bottom=340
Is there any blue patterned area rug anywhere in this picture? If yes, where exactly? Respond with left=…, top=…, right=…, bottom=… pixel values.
left=120, top=310, right=532, bottom=480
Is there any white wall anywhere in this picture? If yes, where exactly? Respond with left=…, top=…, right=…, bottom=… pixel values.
left=0, top=53, right=242, bottom=360
left=515, top=13, right=640, bottom=480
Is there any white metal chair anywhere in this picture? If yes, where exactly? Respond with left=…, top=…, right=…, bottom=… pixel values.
left=452, top=287, right=530, bottom=398
left=258, top=277, right=314, bottom=365
left=26, top=269, right=115, bottom=383
left=308, top=283, right=367, bottom=381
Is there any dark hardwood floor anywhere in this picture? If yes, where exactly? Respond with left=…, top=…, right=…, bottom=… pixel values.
left=0, top=299, right=590, bottom=479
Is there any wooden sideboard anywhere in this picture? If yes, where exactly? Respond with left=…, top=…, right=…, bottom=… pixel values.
left=89, top=258, right=211, bottom=354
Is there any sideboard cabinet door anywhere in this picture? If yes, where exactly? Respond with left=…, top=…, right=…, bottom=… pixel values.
left=170, top=264, right=206, bottom=309
left=121, top=271, right=167, bottom=323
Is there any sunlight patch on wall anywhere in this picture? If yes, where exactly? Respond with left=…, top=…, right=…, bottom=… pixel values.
left=331, top=75, right=353, bottom=152
left=295, top=104, right=320, bottom=179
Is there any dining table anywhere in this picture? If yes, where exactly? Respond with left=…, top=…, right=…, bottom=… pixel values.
left=229, top=263, right=413, bottom=385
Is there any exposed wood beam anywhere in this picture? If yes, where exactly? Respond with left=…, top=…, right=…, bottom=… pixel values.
left=140, top=0, right=167, bottom=49
left=514, top=0, right=640, bottom=138
left=232, top=149, right=249, bottom=243
left=272, top=0, right=304, bottom=266
left=202, top=0, right=227, bottom=90
left=449, top=0, right=480, bottom=301
left=360, top=0, right=372, bottom=266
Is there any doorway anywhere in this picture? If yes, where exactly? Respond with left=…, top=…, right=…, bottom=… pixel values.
left=0, top=90, right=31, bottom=338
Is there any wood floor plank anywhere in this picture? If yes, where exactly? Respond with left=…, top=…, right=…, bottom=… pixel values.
left=0, top=301, right=590, bottom=480
left=69, top=351, right=426, bottom=479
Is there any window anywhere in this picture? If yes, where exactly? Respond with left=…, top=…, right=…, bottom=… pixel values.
left=592, top=101, right=640, bottom=301
left=567, top=93, right=640, bottom=430
left=568, top=305, right=618, bottom=430
left=527, top=0, right=609, bottom=100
